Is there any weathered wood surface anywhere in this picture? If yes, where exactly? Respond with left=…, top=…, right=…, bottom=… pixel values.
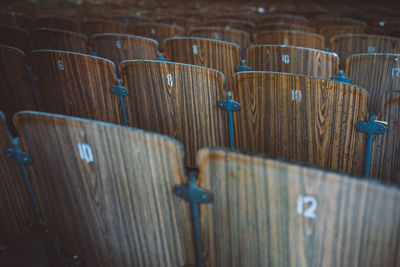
left=31, top=28, right=88, bottom=53
left=205, top=19, right=256, bottom=36
left=311, top=17, right=367, bottom=31
left=246, top=45, right=339, bottom=79
left=232, top=72, right=368, bottom=176
left=30, top=50, right=124, bottom=124
left=14, top=111, right=195, bottom=267
left=330, top=34, right=400, bottom=69
left=81, top=19, right=127, bottom=37
left=35, top=16, right=79, bottom=32
left=119, top=60, right=229, bottom=167
left=345, top=53, right=400, bottom=113
left=371, top=91, right=400, bottom=185
left=128, top=23, right=185, bottom=44
left=319, top=25, right=385, bottom=46
left=254, top=30, right=325, bottom=50
left=0, top=24, right=29, bottom=51
left=157, top=16, right=201, bottom=31
left=198, top=147, right=400, bottom=267
left=163, top=37, right=241, bottom=89
left=258, top=23, right=316, bottom=34
left=259, top=14, right=310, bottom=26
left=0, top=111, right=34, bottom=241
left=91, top=33, right=158, bottom=65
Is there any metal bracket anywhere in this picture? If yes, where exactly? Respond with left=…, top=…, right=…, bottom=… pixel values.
left=6, top=148, right=32, bottom=165
left=235, top=59, right=251, bottom=72
left=110, top=85, right=129, bottom=96
left=155, top=52, right=169, bottom=62
left=331, top=70, right=351, bottom=83
left=219, top=92, right=240, bottom=149
left=174, top=172, right=212, bottom=267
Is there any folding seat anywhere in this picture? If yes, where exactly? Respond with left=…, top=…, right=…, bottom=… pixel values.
left=13, top=111, right=194, bottom=267
left=81, top=19, right=127, bottom=37
left=31, top=28, right=88, bottom=53
left=345, top=53, right=400, bottom=112
left=0, top=12, right=34, bottom=30
left=197, top=147, right=400, bottom=267
left=162, top=37, right=241, bottom=89
left=204, top=19, right=256, bottom=36
left=128, top=23, right=185, bottom=44
left=91, top=33, right=158, bottom=65
left=330, top=34, right=400, bottom=69
left=157, top=16, right=201, bottom=31
left=259, top=14, right=310, bottom=26
left=119, top=60, right=229, bottom=167
left=29, top=50, right=124, bottom=125
left=35, top=16, right=79, bottom=32
left=258, top=23, right=316, bottom=33
left=254, top=30, right=325, bottom=50
left=246, top=45, right=339, bottom=79
left=0, top=24, right=29, bottom=51
left=320, top=25, right=385, bottom=47
left=112, top=15, right=153, bottom=25
left=310, top=16, right=367, bottom=31
left=232, top=72, right=368, bottom=176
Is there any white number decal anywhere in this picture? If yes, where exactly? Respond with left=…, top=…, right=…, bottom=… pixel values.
left=77, top=143, right=94, bottom=163
left=379, top=21, right=386, bottom=27
left=392, top=68, right=400, bottom=77
left=151, top=28, right=156, bottom=34
left=167, top=74, right=173, bottom=87
left=282, top=54, right=290, bottom=64
left=368, top=45, right=375, bottom=52
left=283, top=38, right=288, bottom=45
left=116, top=40, right=121, bottom=49
left=291, top=89, right=302, bottom=103
left=214, top=32, right=220, bottom=39
left=57, top=60, right=64, bottom=70
left=297, top=195, right=317, bottom=219
left=193, top=44, right=198, bottom=55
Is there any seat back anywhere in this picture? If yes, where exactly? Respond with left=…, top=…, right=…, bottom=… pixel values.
left=35, top=16, right=79, bottom=32
left=254, top=30, right=325, bottom=50
left=258, top=23, right=316, bottom=33
left=0, top=11, right=34, bottom=30
left=0, top=24, right=29, bottom=51
left=81, top=19, right=127, bottom=37
left=319, top=25, right=384, bottom=47
left=157, top=16, right=201, bottom=31
left=311, top=16, right=367, bottom=31
left=260, top=14, right=309, bottom=26
left=128, top=23, right=185, bottom=44
left=204, top=19, right=256, bottom=36
left=31, top=28, right=88, bottom=53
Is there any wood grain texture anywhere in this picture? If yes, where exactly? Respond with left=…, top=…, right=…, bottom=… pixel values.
left=254, top=30, right=325, bottom=50
left=35, top=16, right=79, bottom=32
left=14, top=111, right=194, bottom=267
left=119, top=60, right=229, bottom=167
left=258, top=23, right=317, bottom=34
left=311, top=17, right=367, bottom=31
left=157, top=16, right=201, bottom=31
left=260, top=14, right=310, bottom=26
left=371, top=91, right=400, bottom=184
left=345, top=53, right=400, bottom=113
left=0, top=111, right=34, bottom=241
left=331, top=34, right=400, bottom=69
left=319, top=25, right=385, bottom=46
left=128, top=23, right=185, bottom=45
left=81, top=19, right=127, bottom=37
left=205, top=19, right=256, bottom=36
left=232, top=72, right=368, bottom=176
left=162, top=37, right=241, bottom=89
left=0, top=24, right=29, bottom=51
left=91, top=33, right=158, bottom=65
left=30, top=50, right=124, bottom=124
left=198, top=147, right=400, bottom=267
left=0, top=12, right=34, bottom=30
left=246, top=45, right=339, bottom=79
left=31, top=28, right=88, bottom=53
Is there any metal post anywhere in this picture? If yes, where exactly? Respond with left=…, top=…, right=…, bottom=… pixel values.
left=219, top=92, right=240, bottom=149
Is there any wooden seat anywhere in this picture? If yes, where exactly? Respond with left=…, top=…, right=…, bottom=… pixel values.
left=157, top=16, right=201, bottom=31
left=311, top=16, right=367, bottom=31
left=31, top=28, right=88, bottom=53
left=246, top=45, right=339, bottom=79
left=345, top=53, right=400, bottom=112
left=330, top=34, right=400, bottom=69
left=91, top=33, right=158, bottom=65
left=254, top=30, right=325, bottom=50
left=119, top=60, right=229, bottom=167
left=13, top=111, right=194, bottom=267
left=0, top=12, right=34, bottom=30
left=232, top=72, right=368, bottom=176
left=260, top=14, right=310, bottom=26
left=204, top=19, right=256, bottom=36
left=163, top=37, right=241, bottom=89
left=198, top=147, right=400, bottom=267
left=320, top=25, right=384, bottom=47
left=128, top=23, right=185, bottom=44
left=112, top=15, right=153, bottom=25
left=0, top=24, right=29, bottom=51
left=29, top=50, right=124, bottom=124
left=35, top=16, right=79, bottom=32
left=258, top=23, right=316, bottom=34
left=81, top=19, right=127, bottom=37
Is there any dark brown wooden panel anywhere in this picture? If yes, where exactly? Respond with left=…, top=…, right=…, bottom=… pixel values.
left=232, top=72, right=368, bottom=176
left=163, top=37, right=241, bottom=89
left=14, top=111, right=194, bottom=267
left=205, top=19, right=256, bottom=36
left=371, top=91, right=400, bottom=184
left=311, top=16, right=367, bottom=31
left=81, top=19, right=127, bottom=37
left=246, top=45, right=339, bottom=79
left=260, top=14, right=310, bottom=26
left=119, top=60, right=229, bottom=167
left=320, top=25, right=384, bottom=46
left=35, top=16, right=79, bottom=32
left=258, top=23, right=316, bottom=33
left=91, top=33, right=158, bottom=65
left=0, top=24, right=29, bottom=51
left=345, top=53, right=400, bottom=112
left=31, top=28, right=88, bottom=53
left=128, top=23, right=185, bottom=45
left=30, top=50, right=123, bottom=124
left=157, top=16, right=201, bottom=31
left=198, top=147, right=400, bottom=267
left=254, top=30, right=325, bottom=50
left=331, top=34, right=400, bottom=69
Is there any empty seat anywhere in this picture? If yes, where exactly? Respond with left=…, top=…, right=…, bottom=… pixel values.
left=29, top=50, right=124, bottom=124
left=112, top=15, right=153, bottom=25
left=320, top=25, right=385, bottom=46
left=157, top=16, right=201, bottom=31
left=246, top=45, right=339, bottom=79
left=35, top=16, right=79, bottom=32
left=81, top=19, right=127, bottom=37
left=198, top=147, right=400, bottom=267
left=128, top=23, right=185, bottom=44
left=13, top=111, right=194, bottom=267
left=254, top=30, right=325, bottom=50
left=260, top=14, right=309, bottom=26
left=0, top=12, right=34, bottom=30
left=232, top=72, right=368, bottom=176
left=31, top=28, right=88, bottom=53
left=0, top=24, right=29, bottom=51
left=311, top=16, right=367, bottom=31
left=204, top=19, right=256, bottom=36
left=345, top=53, right=400, bottom=112
left=258, top=23, right=316, bottom=33
left=91, top=33, right=158, bottom=65
left=119, top=60, right=229, bottom=167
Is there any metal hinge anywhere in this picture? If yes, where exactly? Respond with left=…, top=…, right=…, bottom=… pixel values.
left=235, top=59, right=251, bottom=72
left=6, top=146, right=32, bottom=165
left=110, top=84, right=129, bottom=96
left=331, top=70, right=351, bottom=83
left=155, top=52, right=169, bottom=62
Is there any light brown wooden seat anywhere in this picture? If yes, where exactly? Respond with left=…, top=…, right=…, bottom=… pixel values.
left=13, top=111, right=194, bottom=267
left=0, top=24, right=29, bottom=51
left=81, top=19, right=127, bottom=37
left=204, top=19, right=256, bottom=36
left=246, top=45, right=339, bottom=79
left=91, top=33, right=158, bottom=65
left=258, top=23, right=316, bottom=33
left=320, top=25, right=384, bottom=47
left=260, top=14, right=310, bottom=26
left=157, top=16, right=201, bottom=31
left=119, top=60, right=229, bottom=167
left=254, top=30, right=325, bottom=50
left=128, top=23, right=185, bottom=44
left=29, top=50, right=124, bottom=124
left=35, top=16, right=79, bottom=32
left=31, top=28, right=88, bottom=53
left=232, top=72, right=368, bottom=176
left=311, top=16, right=367, bottom=31
left=198, top=147, right=400, bottom=267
